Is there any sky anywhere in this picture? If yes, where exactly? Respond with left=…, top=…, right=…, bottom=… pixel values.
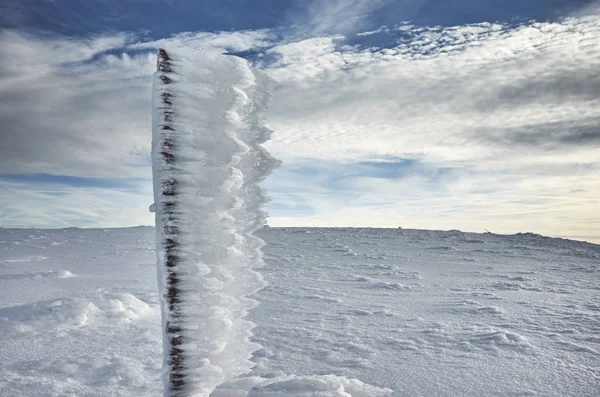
left=0, top=0, right=599, bottom=243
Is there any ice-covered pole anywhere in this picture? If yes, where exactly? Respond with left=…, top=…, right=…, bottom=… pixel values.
left=151, top=48, right=277, bottom=397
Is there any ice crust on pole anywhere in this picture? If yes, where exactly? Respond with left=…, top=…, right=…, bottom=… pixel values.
left=152, top=47, right=277, bottom=397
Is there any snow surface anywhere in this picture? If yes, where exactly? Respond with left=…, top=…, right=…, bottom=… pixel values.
left=1, top=227, right=599, bottom=396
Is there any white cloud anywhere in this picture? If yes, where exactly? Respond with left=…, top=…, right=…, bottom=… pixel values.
left=1, top=12, right=599, bottom=240
left=0, top=179, right=153, bottom=228
left=300, top=0, right=391, bottom=36
left=260, top=15, right=600, bottom=241
left=0, top=30, right=131, bottom=67
left=0, top=28, right=277, bottom=178
left=263, top=16, right=600, bottom=168
left=0, top=29, right=275, bottom=228
left=268, top=164, right=600, bottom=243
left=0, top=30, right=155, bottom=178
left=130, top=29, right=274, bottom=52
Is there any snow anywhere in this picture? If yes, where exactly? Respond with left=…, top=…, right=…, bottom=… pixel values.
left=1, top=227, right=599, bottom=396
left=151, top=47, right=278, bottom=396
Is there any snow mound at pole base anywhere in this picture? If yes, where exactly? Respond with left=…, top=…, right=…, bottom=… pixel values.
left=214, top=375, right=393, bottom=397
left=152, top=47, right=277, bottom=397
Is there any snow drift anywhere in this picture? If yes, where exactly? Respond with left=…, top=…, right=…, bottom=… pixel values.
left=152, top=47, right=277, bottom=397
left=1, top=227, right=598, bottom=396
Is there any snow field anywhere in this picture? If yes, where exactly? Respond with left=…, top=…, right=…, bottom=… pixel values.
left=2, top=227, right=598, bottom=396
left=0, top=228, right=162, bottom=397
left=250, top=227, right=600, bottom=396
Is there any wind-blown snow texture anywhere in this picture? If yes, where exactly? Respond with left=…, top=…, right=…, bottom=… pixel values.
left=1, top=227, right=599, bottom=396
left=152, top=48, right=278, bottom=396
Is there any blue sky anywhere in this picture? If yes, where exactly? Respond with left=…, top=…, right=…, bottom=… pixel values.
left=1, top=0, right=599, bottom=242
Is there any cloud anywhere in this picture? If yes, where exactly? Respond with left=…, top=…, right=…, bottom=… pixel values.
left=262, top=16, right=600, bottom=169
left=0, top=28, right=275, bottom=228
left=0, top=30, right=155, bottom=178
left=293, top=0, right=393, bottom=36
left=1, top=9, right=599, bottom=241
left=259, top=14, right=600, bottom=241
left=0, top=173, right=147, bottom=189
left=130, top=29, right=275, bottom=52
left=0, top=27, right=280, bottom=179
left=0, top=178, right=153, bottom=228
left=267, top=161, right=600, bottom=242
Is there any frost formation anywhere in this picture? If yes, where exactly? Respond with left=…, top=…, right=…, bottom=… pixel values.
left=152, top=47, right=276, bottom=397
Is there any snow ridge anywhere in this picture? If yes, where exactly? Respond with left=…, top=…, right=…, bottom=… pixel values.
left=152, top=47, right=277, bottom=397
